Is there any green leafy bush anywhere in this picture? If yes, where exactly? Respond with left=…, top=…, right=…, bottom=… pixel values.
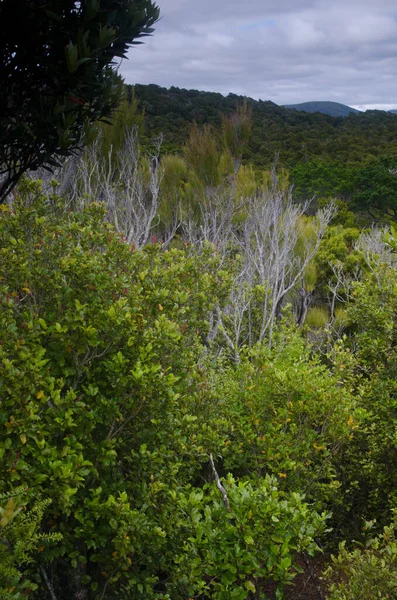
left=0, top=181, right=230, bottom=597
left=324, top=515, right=397, bottom=599
left=0, top=490, right=60, bottom=599
left=2, top=179, right=396, bottom=598
left=169, top=475, right=328, bottom=600
left=211, top=330, right=353, bottom=510
left=332, top=268, right=397, bottom=532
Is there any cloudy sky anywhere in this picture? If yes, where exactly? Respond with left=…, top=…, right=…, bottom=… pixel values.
left=120, top=0, right=397, bottom=110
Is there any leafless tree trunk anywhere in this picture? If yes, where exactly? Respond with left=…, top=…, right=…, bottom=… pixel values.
left=296, top=283, right=314, bottom=327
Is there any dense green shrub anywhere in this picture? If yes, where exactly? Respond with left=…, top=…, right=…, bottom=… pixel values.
left=0, top=182, right=329, bottom=598
left=2, top=179, right=397, bottom=598
left=0, top=181, right=230, bottom=597
left=168, top=475, right=328, bottom=600
left=211, top=330, right=354, bottom=510
left=324, top=515, right=397, bottom=599
left=330, top=267, right=397, bottom=534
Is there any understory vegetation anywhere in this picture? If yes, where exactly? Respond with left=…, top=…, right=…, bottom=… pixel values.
left=1, top=107, right=397, bottom=599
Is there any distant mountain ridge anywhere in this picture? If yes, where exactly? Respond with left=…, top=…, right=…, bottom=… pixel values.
left=284, top=101, right=360, bottom=117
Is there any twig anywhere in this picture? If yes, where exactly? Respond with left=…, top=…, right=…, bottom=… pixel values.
left=209, top=454, right=231, bottom=512
left=99, top=577, right=110, bottom=600
left=99, top=567, right=117, bottom=600
left=303, top=552, right=325, bottom=600
left=40, top=566, right=58, bottom=600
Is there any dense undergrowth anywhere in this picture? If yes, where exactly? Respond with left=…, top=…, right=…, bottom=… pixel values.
left=1, top=102, right=397, bottom=600
left=0, top=176, right=396, bottom=599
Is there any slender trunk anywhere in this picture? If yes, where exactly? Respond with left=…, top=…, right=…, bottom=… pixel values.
left=296, top=287, right=312, bottom=327
left=0, top=171, right=23, bottom=202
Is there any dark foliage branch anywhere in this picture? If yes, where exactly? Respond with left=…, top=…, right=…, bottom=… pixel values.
left=0, top=0, right=160, bottom=200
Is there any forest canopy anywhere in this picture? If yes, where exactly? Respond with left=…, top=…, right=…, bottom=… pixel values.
left=132, top=83, right=397, bottom=167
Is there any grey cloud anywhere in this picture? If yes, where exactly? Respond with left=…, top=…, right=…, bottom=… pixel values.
left=120, top=0, right=397, bottom=109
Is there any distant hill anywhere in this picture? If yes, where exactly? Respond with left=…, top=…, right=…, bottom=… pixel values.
left=130, top=84, right=397, bottom=167
left=389, top=109, right=397, bottom=115
left=284, top=101, right=360, bottom=117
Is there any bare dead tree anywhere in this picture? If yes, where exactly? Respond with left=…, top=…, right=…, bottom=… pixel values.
left=182, top=182, right=242, bottom=258
left=65, top=135, right=105, bottom=210
left=326, top=260, right=354, bottom=324
left=220, top=171, right=336, bottom=347
left=63, top=128, right=165, bottom=248
left=193, top=168, right=335, bottom=354
left=356, top=228, right=396, bottom=280
left=115, top=130, right=164, bottom=247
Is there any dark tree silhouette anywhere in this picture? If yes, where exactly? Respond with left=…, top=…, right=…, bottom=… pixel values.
left=0, top=0, right=159, bottom=199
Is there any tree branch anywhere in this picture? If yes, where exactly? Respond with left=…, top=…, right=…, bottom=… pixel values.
left=209, top=454, right=230, bottom=512
left=40, top=566, right=58, bottom=600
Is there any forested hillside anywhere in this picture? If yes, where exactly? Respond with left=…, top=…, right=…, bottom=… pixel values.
left=131, top=83, right=397, bottom=166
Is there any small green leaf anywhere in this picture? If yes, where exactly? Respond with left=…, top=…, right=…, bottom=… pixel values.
left=245, top=581, right=256, bottom=593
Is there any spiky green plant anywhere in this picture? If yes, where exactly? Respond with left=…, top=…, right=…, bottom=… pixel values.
left=0, top=489, right=61, bottom=599
left=306, top=306, right=329, bottom=328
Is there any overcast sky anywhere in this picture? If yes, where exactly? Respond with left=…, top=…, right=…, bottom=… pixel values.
left=119, top=0, right=397, bottom=110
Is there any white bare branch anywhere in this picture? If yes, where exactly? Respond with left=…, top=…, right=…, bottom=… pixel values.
left=209, top=453, right=231, bottom=512
left=222, top=169, right=336, bottom=347
left=63, top=128, right=165, bottom=248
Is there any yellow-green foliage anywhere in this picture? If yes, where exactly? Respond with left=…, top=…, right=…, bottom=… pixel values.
left=316, top=226, right=362, bottom=286
left=0, top=490, right=61, bottom=599
left=306, top=306, right=329, bottom=328
left=218, top=150, right=234, bottom=179
left=221, top=102, right=252, bottom=160
left=235, top=164, right=258, bottom=199
left=183, top=123, right=222, bottom=187
left=159, top=154, right=188, bottom=224
left=262, top=167, right=289, bottom=191
left=324, top=516, right=397, bottom=600
left=295, top=216, right=317, bottom=260
left=303, top=261, right=318, bottom=292
left=184, top=108, right=252, bottom=190
left=161, top=155, right=188, bottom=193
left=334, top=307, right=348, bottom=328
left=383, top=223, right=397, bottom=251
left=97, top=95, right=144, bottom=157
